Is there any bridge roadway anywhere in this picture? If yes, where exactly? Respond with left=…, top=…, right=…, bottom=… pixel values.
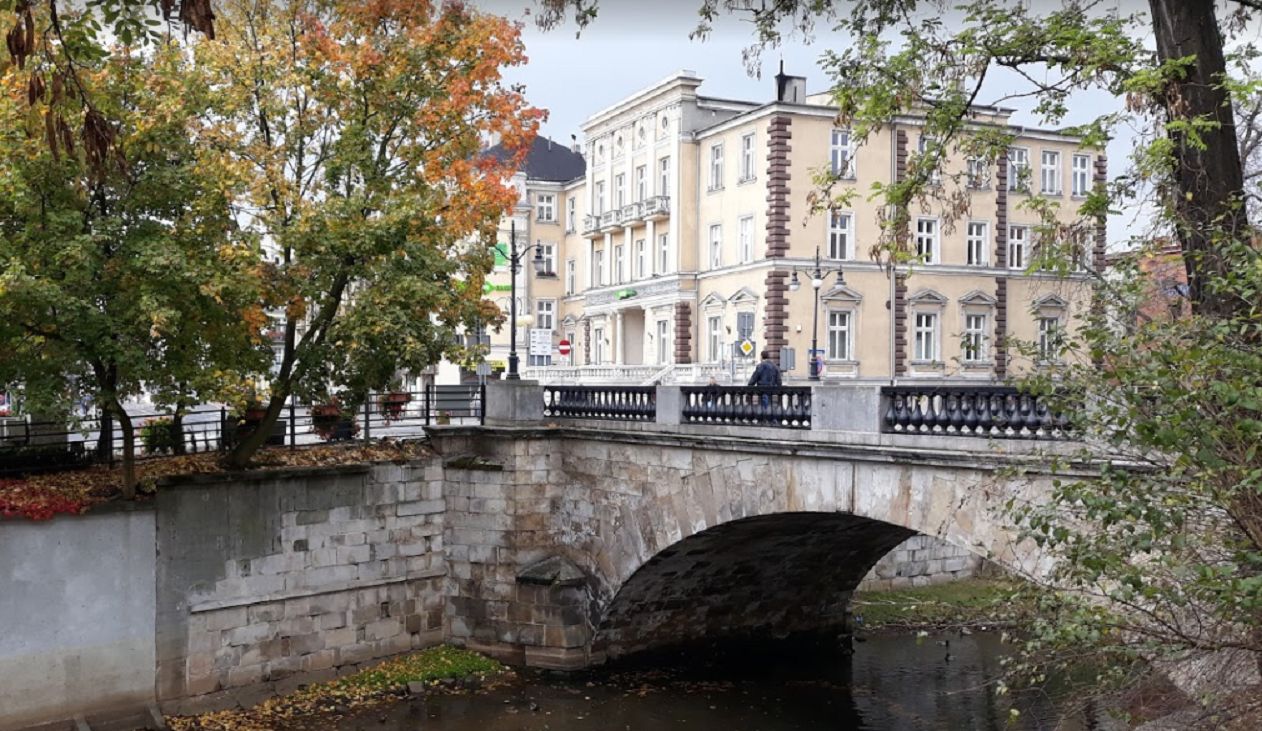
left=428, top=380, right=1090, bottom=669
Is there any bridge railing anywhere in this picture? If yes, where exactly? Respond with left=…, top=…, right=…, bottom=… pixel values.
left=542, top=386, right=656, bottom=421
left=880, top=385, right=1069, bottom=439
left=680, top=386, right=811, bottom=429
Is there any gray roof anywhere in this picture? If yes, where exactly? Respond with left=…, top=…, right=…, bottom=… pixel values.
left=486, top=136, right=586, bottom=183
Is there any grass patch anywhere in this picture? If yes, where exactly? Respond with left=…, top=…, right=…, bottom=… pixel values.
left=853, top=578, right=1041, bottom=631
left=168, top=645, right=503, bottom=731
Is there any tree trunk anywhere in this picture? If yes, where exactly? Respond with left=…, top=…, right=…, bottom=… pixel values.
left=96, top=410, right=113, bottom=463
left=172, top=405, right=186, bottom=456
left=109, top=399, right=137, bottom=500
left=1149, top=0, right=1251, bottom=316
left=225, top=392, right=286, bottom=469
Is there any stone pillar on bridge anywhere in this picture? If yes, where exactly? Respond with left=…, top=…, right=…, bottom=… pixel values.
left=810, top=385, right=884, bottom=433
left=655, top=386, right=682, bottom=426
left=483, top=380, right=545, bottom=427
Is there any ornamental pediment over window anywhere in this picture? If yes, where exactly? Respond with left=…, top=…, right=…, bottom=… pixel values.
left=820, top=284, right=864, bottom=303
left=907, top=288, right=948, bottom=307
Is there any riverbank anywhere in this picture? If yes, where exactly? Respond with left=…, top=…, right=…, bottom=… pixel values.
left=852, top=578, right=1040, bottom=631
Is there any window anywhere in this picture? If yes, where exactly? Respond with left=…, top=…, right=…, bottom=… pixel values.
left=614, top=173, right=626, bottom=208
left=614, top=134, right=623, bottom=156
left=1008, top=147, right=1030, bottom=191
left=1038, top=317, right=1061, bottom=361
left=915, top=218, right=939, bottom=263
left=536, top=193, right=555, bottom=222
left=1072, top=154, right=1091, bottom=197
left=566, top=198, right=576, bottom=232
left=535, top=300, right=555, bottom=330
left=659, top=157, right=670, bottom=197
left=966, top=157, right=990, bottom=189
left=1008, top=225, right=1028, bottom=269
left=593, top=249, right=604, bottom=286
left=738, top=216, right=754, bottom=263
left=963, top=313, right=988, bottom=362
left=657, top=233, right=669, bottom=274
left=914, top=312, right=939, bottom=362
left=593, top=327, right=606, bottom=364
left=709, top=143, right=724, bottom=190
left=736, top=311, right=755, bottom=341
left=966, top=221, right=988, bottom=266
left=565, top=259, right=575, bottom=294
left=614, top=244, right=625, bottom=283
left=740, top=133, right=756, bottom=181
left=1040, top=150, right=1061, bottom=195
left=635, top=239, right=646, bottom=279
left=708, top=315, right=723, bottom=362
left=595, top=181, right=606, bottom=214
left=656, top=320, right=671, bottom=365
left=635, top=165, right=647, bottom=201
left=827, top=311, right=852, bottom=361
left=828, top=211, right=852, bottom=260
left=539, top=242, right=556, bottom=275
left=917, top=135, right=941, bottom=183
left=830, top=128, right=856, bottom=178
left=709, top=224, right=722, bottom=269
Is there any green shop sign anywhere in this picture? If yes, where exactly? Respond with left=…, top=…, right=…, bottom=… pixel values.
left=482, top=282, right=512, bottom=293
left=616, top=289, right=637, bottom=300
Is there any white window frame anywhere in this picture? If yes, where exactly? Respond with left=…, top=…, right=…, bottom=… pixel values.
left=707, top=315, right=723, bottom=363
left=828, top=211, right=853, bottom=260
left=963, top=312, right=988, bottom=362
left=656, top=320, right=671, bottom=365
left=536, top=193, right=555, bottom=222
left=966, top=157, right=990, bottom=189
left=1008, top=225, right=1028, bottom=270
left=657, top=233, right=669, bottom=274
left=917, top=135, right=941, bottom=184
left=709, top=143, right=725, bottom=191
left=635, top=238, right=647, bottom=279
left=614, top=173, right=626, bottom=208
left=966, top=221, right=988, bottom=266
left=740, top=133, right=756, bottom=182
left=593, top=249, right=605, bottom=287
left=1071, top=154, right=1091, bottom=197
left=709, top=224, right=723, bottom=269
left=635, top=165, right=647, bottom=202
left=738, top=215, right=754, bottom=263
left=826, top=309, right=853, bottom=361
left=913, top=312, right=939, bottom=362
left=595, top=181, right=606, bottom=215
left=566, top=198, right=576, bottom=232
left=915, top=217, right=939, bottom=264
left=1008, top=147, right=1030, bottom=192
left=565, top=259, right=575, bottom=295
left=1038, top=316, right=1062, bottom=362
left=539, top=242, right=556, bottom=275
left=658, top=157, right=670, bottom=197
left=614, top=244, right=625, bottom=284
left=593, top=327, right=606, bottom=364
left=830, top=128, right=856, bottom=179
left=535, top=299, right=555, bottom=331
left=1040, top=150, right=1062, bottom=195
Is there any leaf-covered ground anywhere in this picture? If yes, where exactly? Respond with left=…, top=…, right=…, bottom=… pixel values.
left=167, top=645, right=504, bottom=731
left=852, top=579, right=1041, bottom=631
left=0, top=440, right=433, bottom=521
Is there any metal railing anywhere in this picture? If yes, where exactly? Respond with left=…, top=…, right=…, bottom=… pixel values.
left=542, top=386, right=656, bottom=421
left=681, top=386, right=812, bottom=429
left=0, top=385, right=485, bottom=478
left=881, top=385, right=1068, bottom=439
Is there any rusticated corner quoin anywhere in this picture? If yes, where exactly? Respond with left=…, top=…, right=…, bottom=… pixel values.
left=762, top=113, right=792, bottom=363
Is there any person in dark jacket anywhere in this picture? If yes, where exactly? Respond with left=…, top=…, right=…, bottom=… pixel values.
left=748, top=350, right=782, bottom=387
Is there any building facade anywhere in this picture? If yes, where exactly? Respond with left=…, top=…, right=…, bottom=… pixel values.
left=476, top=68, right=1102, bottom=385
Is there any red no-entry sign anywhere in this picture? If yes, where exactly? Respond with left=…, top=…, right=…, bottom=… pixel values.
left=558, top=339, right=572, bottom=356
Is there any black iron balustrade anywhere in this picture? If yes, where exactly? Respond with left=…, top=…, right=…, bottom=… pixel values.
left=881, top=385, right=1069, bottom=439
left=680, top=386, right=812, bottom=429
left=542, top=386, right=656, bottom=421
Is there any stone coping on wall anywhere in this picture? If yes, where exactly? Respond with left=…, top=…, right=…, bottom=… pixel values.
left=188, top=567, right=447, bottom=614
left=427, top=423, right=1101, bottom=477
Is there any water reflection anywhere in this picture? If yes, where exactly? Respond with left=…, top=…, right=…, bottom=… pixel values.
left=339, top=631, right=1086, bottom=730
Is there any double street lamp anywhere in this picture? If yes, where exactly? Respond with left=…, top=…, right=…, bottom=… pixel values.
left=496, top=220, right=546, bottom=380
left=788, top=246, right=845, bottom=381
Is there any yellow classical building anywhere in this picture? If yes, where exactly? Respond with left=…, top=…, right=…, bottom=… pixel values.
left=474, top=68, right=1100, bottom=385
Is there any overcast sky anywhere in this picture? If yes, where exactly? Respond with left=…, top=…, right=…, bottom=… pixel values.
left=470, top=0, right=1169, bottom=246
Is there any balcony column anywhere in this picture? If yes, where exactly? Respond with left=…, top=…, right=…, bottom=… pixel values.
left=646, top=219, right=656, bottom=275
left=614, top=310, right=624, bottom=365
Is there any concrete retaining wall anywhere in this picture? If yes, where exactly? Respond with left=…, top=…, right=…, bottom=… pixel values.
left=0, top=508, right=156, bottom=731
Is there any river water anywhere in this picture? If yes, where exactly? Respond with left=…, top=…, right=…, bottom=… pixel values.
left=337, top=630, right=1099, bottom=731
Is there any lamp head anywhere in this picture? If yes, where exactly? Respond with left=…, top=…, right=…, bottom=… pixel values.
left=531, top=244, right=546, bottom=275
left=788, top=271, right=801, bottom=292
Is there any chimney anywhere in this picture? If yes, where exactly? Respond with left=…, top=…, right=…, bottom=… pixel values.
left=774, top=60, right=806, bottom=104
left=571, top=133, right=583, bottom=158
left=547, top=136, right=553, bottom=151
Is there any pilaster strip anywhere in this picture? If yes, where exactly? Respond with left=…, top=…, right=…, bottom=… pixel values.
left=673, top=302, right=693, bottom=364
left=995, top=155, right=1010, bottom=379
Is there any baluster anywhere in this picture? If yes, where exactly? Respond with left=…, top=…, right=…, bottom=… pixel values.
left=884, top=393, right=898, bottom=431
left=977, top=394, right=997, bottom=436
left=1019, top=394, right=1037, bottom=436
left=893, top=393, right=909, bottom=432
left=947, top=394, right=964, bottom=434
left=1033, top=398, right=1051, bottom=437
left=962, top=393, right=979, bottom=435
left=909, top=392, right=925, bottom=433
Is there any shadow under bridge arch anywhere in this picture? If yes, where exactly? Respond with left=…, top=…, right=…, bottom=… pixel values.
left=591, top=512, right=917, bottom=662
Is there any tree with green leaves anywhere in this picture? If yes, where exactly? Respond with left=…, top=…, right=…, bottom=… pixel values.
left=0, top=38, right=268, bottom=497
left=538, top=0, right=1262, bottom=721
left=195, top=0, right=540, bottom=468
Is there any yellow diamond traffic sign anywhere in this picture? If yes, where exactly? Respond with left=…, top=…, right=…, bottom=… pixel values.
left=739, top=339, right=755, bottom=357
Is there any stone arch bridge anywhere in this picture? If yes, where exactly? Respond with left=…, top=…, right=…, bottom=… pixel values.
left=431, top=382, right=1084, bottom=669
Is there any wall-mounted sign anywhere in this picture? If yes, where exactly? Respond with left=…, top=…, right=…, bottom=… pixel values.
left=738, top=339, right=756, bottom=357
left=528, top=328, right=553, bottom=356
left=482, top=282, right=512, bottom=293
left=616, top=289, right=637, bottom=300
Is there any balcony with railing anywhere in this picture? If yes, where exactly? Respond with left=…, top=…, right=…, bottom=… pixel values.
left=641, top=195, right=670, bottom=220
left=599, top=209, right=624, bottom=231
left=582, top=214, right=602, bottom=237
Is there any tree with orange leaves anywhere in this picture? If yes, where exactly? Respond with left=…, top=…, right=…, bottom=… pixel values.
left=195, top=0, right=542, bottom=468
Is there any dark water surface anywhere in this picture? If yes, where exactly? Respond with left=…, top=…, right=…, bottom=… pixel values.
left=340, top=631, right=1091, bottom=731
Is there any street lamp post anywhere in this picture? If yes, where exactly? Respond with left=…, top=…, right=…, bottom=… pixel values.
left=788, top=246, right=845, bottom=381
left=500, top=220, right=546, bottom=380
